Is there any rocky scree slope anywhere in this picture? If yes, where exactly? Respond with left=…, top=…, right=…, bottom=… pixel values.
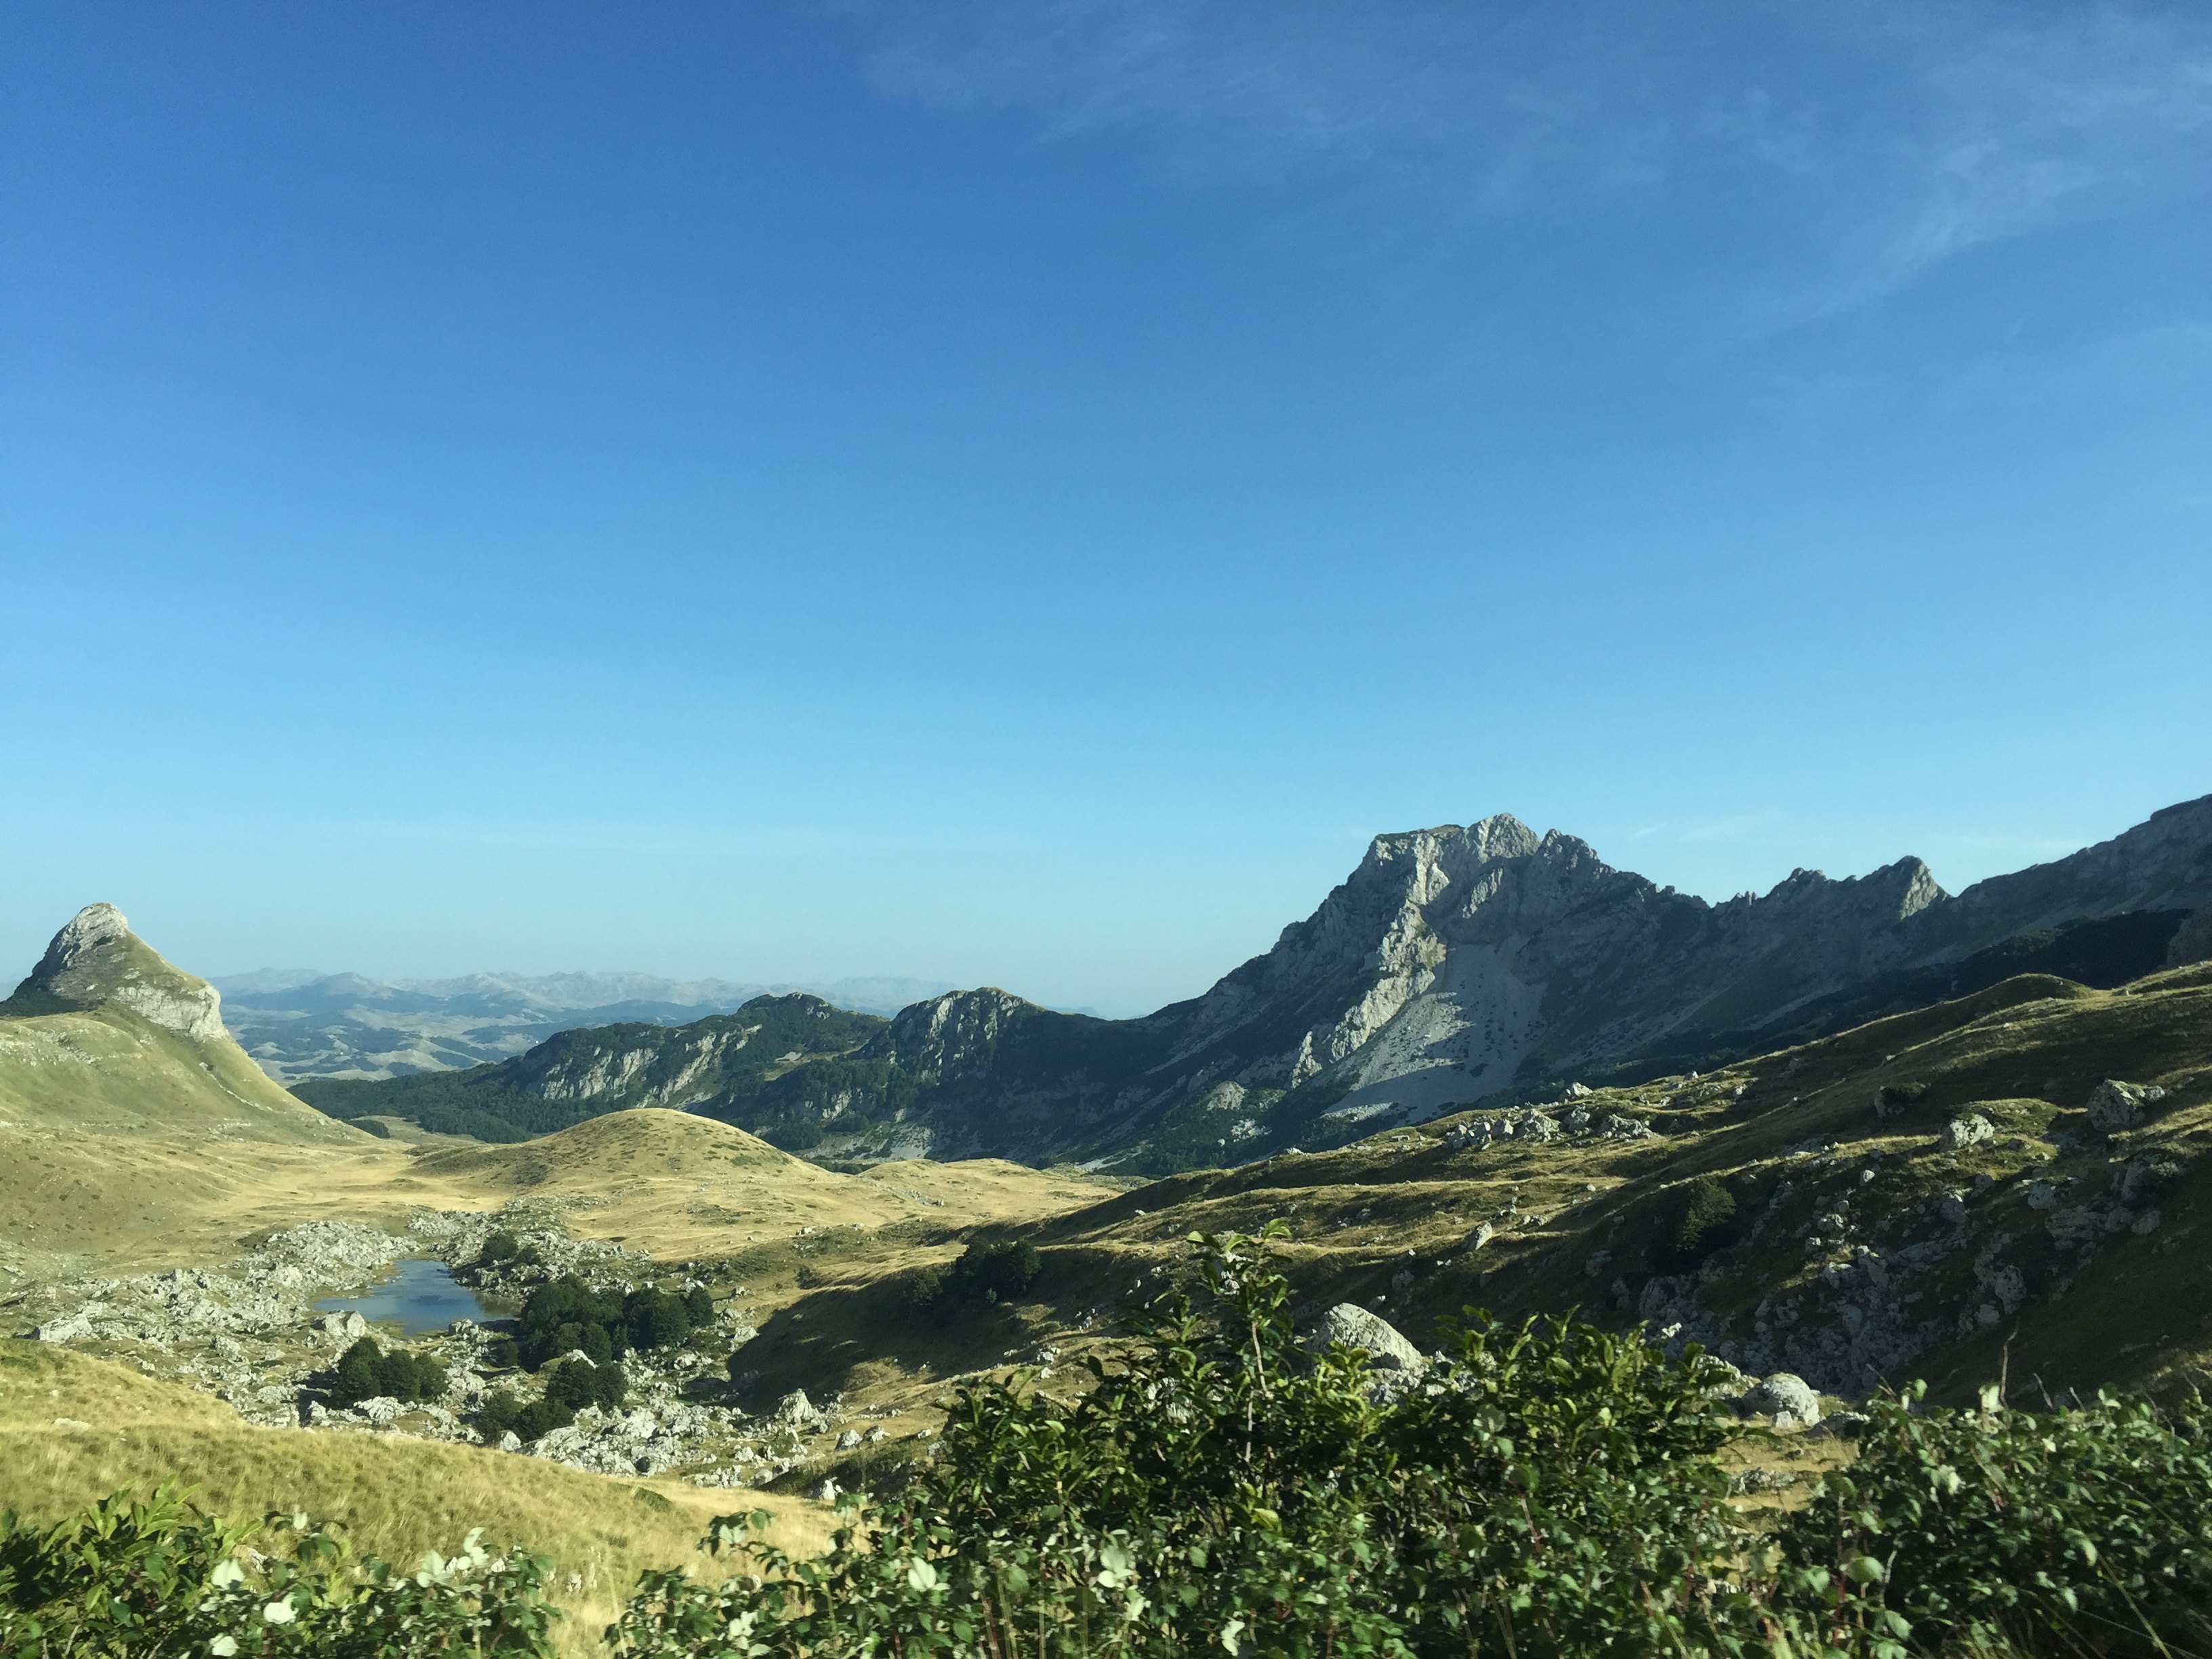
left=313, top=796, right=2212, bottom=1175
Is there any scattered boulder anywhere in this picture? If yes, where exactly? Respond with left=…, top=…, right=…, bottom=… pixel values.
left=1305, top=1304, right=1427, bottom=1378
left=1736, top=1373, right=1822, bottom=1431
left=1939, top=1115, right=1996, bottom=1152
left=1562, top=1082, right=1593, bottom=1100
left=2047, top=1207, right=2102, bottom=1248
left=773, top=1389, right=824, bottom=1429
left=2087, top=1080, right=2167, bottom=1132
left=319, top=1311, right=369, bottom=1341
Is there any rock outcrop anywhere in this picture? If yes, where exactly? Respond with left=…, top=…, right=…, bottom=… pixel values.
left=1305, top=1304, right=1428, bottom=1381
left=7, top=903, right=226, bottom=1042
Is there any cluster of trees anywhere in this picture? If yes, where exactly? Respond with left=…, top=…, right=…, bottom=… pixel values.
left=326, top=1338, right=447, bottom=1409
left=1660, top=1172, right=1743, bottom=1268
left=476, top=1356, right=628, bottom=1445
left=484, top=1275, right=714, bottom=1372
left=472, top=1229, right=545, bottom=1271
left=905, top=1239, right=1042, bottom=1315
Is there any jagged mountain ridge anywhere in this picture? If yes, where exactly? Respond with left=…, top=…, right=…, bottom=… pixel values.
left=310, top=795, right=2212, bottom=1171
left=213, top=968, right=956, bottom=1081
left=289, top=995, right=893, bottom=1142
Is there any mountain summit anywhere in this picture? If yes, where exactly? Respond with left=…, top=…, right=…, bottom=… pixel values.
left=6, top=903, right=227, bottom=1041
left=1, top=904, right=358, bottom=1144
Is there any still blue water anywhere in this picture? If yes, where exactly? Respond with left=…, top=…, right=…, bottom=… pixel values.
left=314, top=1258, right=506, bottom=1335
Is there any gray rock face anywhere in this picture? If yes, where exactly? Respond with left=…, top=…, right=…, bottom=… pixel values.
left=2086, top=1080, right=2168, bottom=1132
left=9, top=903, right=226, bottom=1042
left=1306, top=1304, right=1427, bottom=1376
left=1738, top=1372, right=1823, bottom=1430
left=1940, top=1115, right=1996, bottom=1152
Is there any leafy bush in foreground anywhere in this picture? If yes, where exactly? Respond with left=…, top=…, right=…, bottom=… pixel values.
left=1768, top=1382, right=2212, bottom=1654
left=0, top=1486, right=556, bottom=1656
left=623, top=1224, right=1753, bottom=1658
left=616, top=1227, right=2212, bottom=1659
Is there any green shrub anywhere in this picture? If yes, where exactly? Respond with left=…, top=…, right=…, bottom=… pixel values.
left=476, top=1389, right=573, bottom=1446
left=619, top=1225, right=1753, bottom=1657
left=326, top=1338, right=447, bottom=1409
left=0, top=1486, right=556, bottom=1656
left=471, top=1360, right=625, bottom=1448
left=544, top=1357, right=628, bottom=1416
left=1660, top=1174, right=1740, bottom=1268
left=1768, top=1380, right=2212, bottom=1654
left=476, top=1230, right=544, bottom=1271
left=907, top=1238, right=1044, bottom=1316
left=1879, top=1080, right=1931, bottom=1111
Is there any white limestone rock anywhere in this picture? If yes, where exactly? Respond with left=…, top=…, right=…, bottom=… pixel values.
left=1305, top=1304, right=1427, bottom=1378
left=2087, top=1080, right=2167, bottom=1132
left=1738, top=1373, right=1823, bottom=1431
left=1939, top=1115, right=1996, bottom=1152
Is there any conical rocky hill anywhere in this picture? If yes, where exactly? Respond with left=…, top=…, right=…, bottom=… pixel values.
left=0, top=904, right=362, bottom=1142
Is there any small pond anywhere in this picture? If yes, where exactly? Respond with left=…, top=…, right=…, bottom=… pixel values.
left=314, top=1258, right=510, bottom=1335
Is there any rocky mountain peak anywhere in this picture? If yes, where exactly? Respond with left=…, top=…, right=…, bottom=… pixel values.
left=7, top=903, right=227, bottom=1043
left=882, top=987, right=1041, bottom=1079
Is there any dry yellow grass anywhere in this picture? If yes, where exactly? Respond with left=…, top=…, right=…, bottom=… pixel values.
left=0, top=1343, right=831, bottom=1657
left=0, top=1107, right=1114, bottom=1279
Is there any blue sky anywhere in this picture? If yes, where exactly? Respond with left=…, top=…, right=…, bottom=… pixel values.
left=3, top=1, right=2209, bottom=1016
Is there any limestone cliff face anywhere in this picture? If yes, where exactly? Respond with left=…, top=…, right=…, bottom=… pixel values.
left=880, top=989, right=1033, bottom=1080
left=9, top=903, right=228, bottom=1042
left=515, top=1022, right=749, bottom=1108
left=1130, top=796, right=2212, bottom=1140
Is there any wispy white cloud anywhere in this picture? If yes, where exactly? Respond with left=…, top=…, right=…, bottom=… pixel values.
left=830, top=1, right=2212, bottom=330
left=1743, top=7, right=2212, bottom=329
left=1628, top=812, right=1788, bottom=845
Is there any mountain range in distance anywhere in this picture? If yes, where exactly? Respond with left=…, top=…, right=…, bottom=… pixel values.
left=301, top=792, right=2212, bottom=1174
left=211, top=969, right=960, bottom=1082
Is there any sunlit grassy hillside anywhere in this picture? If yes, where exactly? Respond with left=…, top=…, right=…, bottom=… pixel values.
left=0, top=1341, right=829, bottom=1657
